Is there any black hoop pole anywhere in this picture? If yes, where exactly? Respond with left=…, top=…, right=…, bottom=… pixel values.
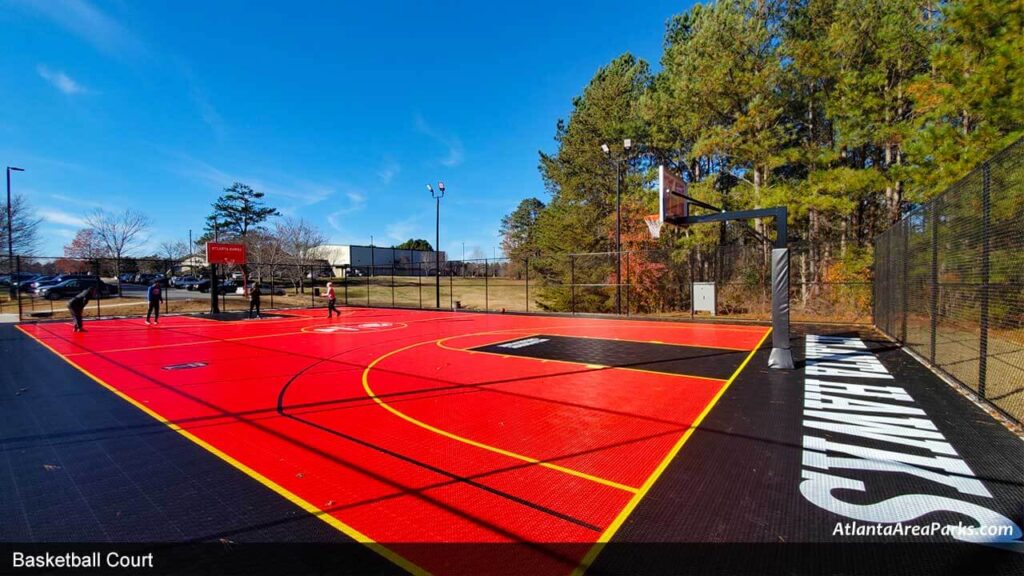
left=673, top=205, right=793, bottom=369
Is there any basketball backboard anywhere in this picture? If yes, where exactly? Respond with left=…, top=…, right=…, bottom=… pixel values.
left=658, top=165, right=689, bottom=224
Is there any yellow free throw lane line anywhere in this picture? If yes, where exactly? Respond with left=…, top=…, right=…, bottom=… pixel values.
left=16, top=324, right=430, bottom=576
left=571, top=327, right=773, bottom=576
left=362, top=339, right=640, bottom=494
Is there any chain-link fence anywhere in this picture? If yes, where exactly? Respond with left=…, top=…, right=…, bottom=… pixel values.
left=8, top=240, right=872, bottom=325
left=874, top=137, right=1024, bottom=425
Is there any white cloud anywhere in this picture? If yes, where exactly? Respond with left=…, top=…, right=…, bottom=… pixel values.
left=327, top=191, right=367, bottom=231
left=377, top=157, right=401, bottom=185
left=385, top=215, right=423, bottom=243
left=17, top=0, right=145, bottom=57
left=415, top=114, right=464, bottom=168
left=49, top=193, right=106, bottom=208
left=39, top=209, right=88, bottom=227
left=172, top=155, right=336, bottom=208
left=54, top=228, right=77, bottom=239
left=191, top=87, right=225, bottom=139
left=37, top=65, right=89, bottom=95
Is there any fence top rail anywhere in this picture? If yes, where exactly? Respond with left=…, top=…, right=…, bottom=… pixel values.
left=874, top=135, right=1022, bottom=242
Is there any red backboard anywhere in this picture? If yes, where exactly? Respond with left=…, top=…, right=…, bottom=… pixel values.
left=206, top=242, right=246, bottom=265
left=658, top=165, right=689, bottom=224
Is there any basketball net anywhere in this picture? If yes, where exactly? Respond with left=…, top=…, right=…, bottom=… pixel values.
left=645, top=215, right=664, bottom=239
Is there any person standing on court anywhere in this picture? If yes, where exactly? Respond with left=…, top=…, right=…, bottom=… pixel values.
left=323, top=281, right=340, bottom=318
left=248, top=281, right=262, bottom=319
left=67, top=286, right=91, bottom=333
left=145, top=278, right=162, bottom=325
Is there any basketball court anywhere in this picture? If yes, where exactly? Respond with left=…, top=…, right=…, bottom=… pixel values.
left=3, top=305, right=1022, bottom=575
left=1, top=166, right=1021, bottom=575
left=11, top=308, right=767, bottom=574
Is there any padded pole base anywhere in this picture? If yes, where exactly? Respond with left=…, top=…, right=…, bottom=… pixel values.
left=769, top=347, right=794, bottom=370
left=770, top=248, right=793, bottom=370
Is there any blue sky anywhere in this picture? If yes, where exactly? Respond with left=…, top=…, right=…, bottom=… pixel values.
left=1, top=0, right=689, bottom=259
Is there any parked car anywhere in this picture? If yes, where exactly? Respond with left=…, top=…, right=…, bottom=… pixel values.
left=216, top=280, right=242, bottom=294
left=0, top=273, right=39, bottom=287
left=236, top=282, right=286, bottom=296
left=28, top=274, right=93, bottom=294
left=170, top=275, right=194, bottom=288
left=118, top=273, right=135, bottom=283
left=37, top=278, right=116, bottom=300
left=196, top=278, right=242, bottom=294
left=16, top=275, right=53, bottom=292
left=183, top=278, right=204, bottom=291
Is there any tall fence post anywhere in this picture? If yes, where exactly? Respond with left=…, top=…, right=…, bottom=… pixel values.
left=164, top=259, right=170, bottom=316
left=485, top=259, right=489, bottom=311
left=366, top=270, right=371, bottom=307
left=688, top=251, right=695, bottom=320
left=391, top=264, right=396, bottom=308
left=570, top=255, right=576, bottom=315
left=418, top=264, right=423, bottom=309
left=979, top=162, right=991, bottom=398
left=94, top=260, right=101, bottom=319
left=15, top=256, right=22, bottom=321
left=525, top=258, right=529, bottom=312
left=449, top=269, right=453, bottom=310
left=930, top=206, right=938, bottom=363
left=901, top=221, right=908, bottom=343
left=625, top=251, right=630, bottom=316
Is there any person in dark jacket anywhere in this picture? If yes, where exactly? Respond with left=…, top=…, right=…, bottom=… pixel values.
left=248, top=282, right=262, bottom=319
left=145, top=279, right=162, bottom=325
left=67, top=288, right=91, bottom=332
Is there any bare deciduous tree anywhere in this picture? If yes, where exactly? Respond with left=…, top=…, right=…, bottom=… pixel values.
left=245, top=230, right=288, bottom=288
left=158, top=240, right=189, bottom=262
left=0, top=193, right=42, bottom=262
left=275, top=217, right=326, bottom=294
left=86, top=209, right=151, bottom=290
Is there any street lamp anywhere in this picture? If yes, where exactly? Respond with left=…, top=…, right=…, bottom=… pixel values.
left=427, top=182, right=445, bottom=308
left=6, top=167, right=25, bottom=300
left=600, top=139, right=632, bottom=314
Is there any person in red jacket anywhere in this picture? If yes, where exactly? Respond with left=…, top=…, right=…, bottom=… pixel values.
left=323, top=282, right=340, bottom=318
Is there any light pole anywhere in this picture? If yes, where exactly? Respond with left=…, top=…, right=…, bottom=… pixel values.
left=6, top=167, right=25, bottom=300
left=601, top=139, right=632, bottom=315
left=427, top=182, right=445, bottom=308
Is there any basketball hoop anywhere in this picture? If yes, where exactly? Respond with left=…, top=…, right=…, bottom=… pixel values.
left=645, top=214, right=664, bottom=239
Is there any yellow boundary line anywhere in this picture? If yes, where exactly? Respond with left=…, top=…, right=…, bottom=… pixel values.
left=51, top=314, right=454, bottom=356
left=362, top=339, right=640, bottom=494
left=443, top=328, right=753, bottom=352
left=15, top=325, right=430, bottom=576
left=570, top=328, right=773, bottom=575
left=435, top=332, right=730, bottom=385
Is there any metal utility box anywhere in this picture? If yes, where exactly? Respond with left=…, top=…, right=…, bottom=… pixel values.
left=692, top=282, right=716, bottom=316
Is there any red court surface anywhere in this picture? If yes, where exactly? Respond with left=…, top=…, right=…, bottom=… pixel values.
left=18, top=308, right=770, bottom=575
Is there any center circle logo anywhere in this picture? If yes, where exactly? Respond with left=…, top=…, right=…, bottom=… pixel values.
left=303, top=322, right=406, bottom=334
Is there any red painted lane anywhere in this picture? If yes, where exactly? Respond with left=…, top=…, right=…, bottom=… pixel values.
left=20, top=309, right=769, bottom=576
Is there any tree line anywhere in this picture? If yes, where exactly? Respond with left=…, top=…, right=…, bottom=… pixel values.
left=501, top=0, right=1022, bottom=310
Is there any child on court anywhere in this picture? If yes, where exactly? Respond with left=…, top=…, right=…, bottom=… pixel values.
left=145, top=279, right=162, bottom=325
left=323, top=281, right=340, bottom=318
left=67, top=287, right=91, bottom=333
